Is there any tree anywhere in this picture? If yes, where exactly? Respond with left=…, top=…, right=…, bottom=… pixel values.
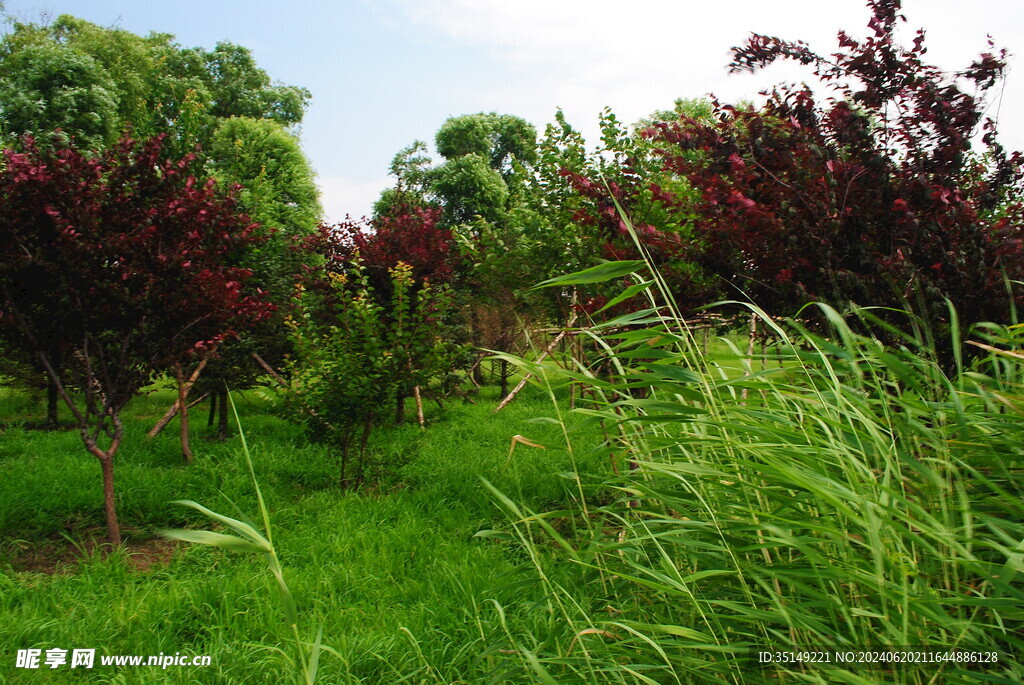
left=0, top=42, right=119, bottom=149
left=435, top=112, right=537, bottom=175
left=209, top=117, right=320, bottom=240
left=432, top=112, right=537, bottom=227
left=538, top=103, right=719, bottom=317
left=430, top=113, right=544, bottom=390
left=307, top=205, right=463, bottom=423
left=200, top=41, right=308, bottom=127
left=372, top=140, right=436, bottom=219
left=432, top=153, right=509, bottom=226
left=187, top=116, right=323, bottom=436
left=559, top=0, right=1022, bottom=342
left=636, top=0, right=1024, bottom=335
left=0, top=135, right=272, bottom=545
left=0, top=15, right=310, bottom=154
left=0, top=15, right=314, bottom=427
left=374, top=112, right=539, bottom=237
left=286, top=225, right=464, bottom=484
left=342, top=206, right=458, bottom=288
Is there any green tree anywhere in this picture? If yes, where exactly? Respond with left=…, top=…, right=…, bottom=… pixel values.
left=634, top=96, right=716, bottom=131
left=0, top=42, right=119, bottom=149
left=372, top=140, right=435, bottom=218
left=0, top=15, right=310, bottom=153
left=209, top=116, right=320, bottom=246
left=431, top=112, right=536, bottom=225
left=374, top=113, right=570, bottom=393
left=286, top=257, right=463, bottom=488
left=435, top=112, right=536, bottom=174
left=200, top=41, right=308, bottom=126
left=198, top=116, right=323, bottom=436
left=430, top=113, right=547, bottom=392
left=432, top=153, right=509, bottom=226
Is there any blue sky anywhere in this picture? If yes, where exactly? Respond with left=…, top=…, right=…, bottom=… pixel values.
left=4, top=0, right=1022, bottom=221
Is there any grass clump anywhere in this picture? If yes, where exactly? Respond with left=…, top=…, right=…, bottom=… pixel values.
left=483, top=235, right=1024, bottom=683
left=161, top=395, right=327, bottom=685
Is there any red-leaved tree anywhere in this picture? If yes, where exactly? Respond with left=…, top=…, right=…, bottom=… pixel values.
left=646, top=0, right=1024, bottom=329
left=564, top=0, right=1023, bottom=341
left=0, top=135, right=272, bottom=545
left=326, top=204, right=457, bottom=288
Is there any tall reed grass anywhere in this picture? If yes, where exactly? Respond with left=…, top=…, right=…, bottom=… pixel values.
left=489, top=248, right=1024, bottom=682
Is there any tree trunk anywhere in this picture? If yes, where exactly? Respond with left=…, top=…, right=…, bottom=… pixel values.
left=413, top=385, right=425, bottom=429
left=207, top=391, right=218, bottom=428
left=217, top=388, right=229, bottom=439
left=82, top=418, right=124, bottom=548
left=499, top=358, right=509, bottom=398
left=146, top=359, right=207, bottom=438
left=38, top=350, right=122, bottom=547
left=147, top=393, right=209, bottom=439
left=98, top=454, right=121, bottom=547
left=175, top=363, right=193, bottom=464
left=46, top=380, right=59, bottom=428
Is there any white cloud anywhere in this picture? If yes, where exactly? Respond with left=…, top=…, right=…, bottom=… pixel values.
left=316, top=175, right=392, bottom=225
left=388, top=0, right=1024, bottom=152
left=392, top=1, right=861, bottom=108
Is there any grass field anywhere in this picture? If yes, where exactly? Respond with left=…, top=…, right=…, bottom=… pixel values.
left=3, top=321, right=1022, bottom=684
left=0, top=373, right=607, bottom=684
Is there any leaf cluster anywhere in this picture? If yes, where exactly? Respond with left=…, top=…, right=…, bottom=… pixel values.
left=0, top=134, right=273, bottom=433
left=0, top=14, right=310, bottom=155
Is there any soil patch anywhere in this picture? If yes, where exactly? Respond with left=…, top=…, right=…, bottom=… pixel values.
left=2, top=529, right=179, bottom=574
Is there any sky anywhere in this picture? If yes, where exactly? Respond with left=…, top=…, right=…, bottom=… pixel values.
left=3, top=0, right=1022, bottom=222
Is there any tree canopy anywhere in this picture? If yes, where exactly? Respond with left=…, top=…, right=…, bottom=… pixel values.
left=0, top=14, right=310, bottom=154
left=0, top=13, right=322, bottom=428
left=560, top=1, right=1023, bottom=336
left=208, top=115, right=321, bottom=271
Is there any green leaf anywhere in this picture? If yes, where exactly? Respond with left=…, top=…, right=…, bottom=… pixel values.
left=618, top=622, right=712, bottom=642
left=637, top=362, right=701, bottom=383
left=159, top=529, right=270, bottom=554
left=473, top=529, right=514, bottom=541
left=271, top=564, right=299, bottom=627
left=617, top=399, right=708, bottom=415
left=597, top=279, right=655, bottom=313
left=532, top=260, right=645, bottom=289
left=170, top=499, right=272, bottom=551
left=307, top=624, right=324, bottom=685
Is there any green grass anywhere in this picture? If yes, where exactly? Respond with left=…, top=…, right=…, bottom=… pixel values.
left=3, top=319, right=1021, bottom=684
left=0, top=381, right=606, bottom=683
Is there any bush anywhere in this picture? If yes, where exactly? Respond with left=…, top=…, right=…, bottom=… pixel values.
left=286, top=259, right=463, bottom=488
